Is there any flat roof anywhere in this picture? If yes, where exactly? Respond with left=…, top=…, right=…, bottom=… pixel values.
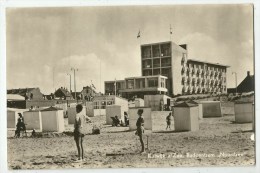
left=187, top=59, right=230, bottom=67
left=141, top=41, right=171, bottom=47
left=104, top=80, right=125, bottom=83
left=125, top=75, right=168, bottom=80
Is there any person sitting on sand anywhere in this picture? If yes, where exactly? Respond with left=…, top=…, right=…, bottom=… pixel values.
left=74, top=104, right=85, bottom=162
left=136, top=109, right=145, bottom=154
left=166, top=112, right=172, bottom=130
left=114, top=115, right=120, bottom=126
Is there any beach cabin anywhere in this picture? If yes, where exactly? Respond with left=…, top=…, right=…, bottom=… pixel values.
left=106, top=105, right=124, bottom=125
left=41, top=107, right=65, bottom=132
left=23, top=110, right=42, bottom=131
left=173, top=102, right=199, bottom=131
left=85, top=101, right=94, bottom=117
left=187, top=100, right=203, bottom=120
left=144, top=95, right=170, bottom=111
left=129, top=107, right=152, bottom=130
left=55, top=103, right=67, bottom=117
left=200, top=101, right=222, bottom=117
left=234, top=101, right=253, bottom=123
left=7, top=108, right=27, bottom=129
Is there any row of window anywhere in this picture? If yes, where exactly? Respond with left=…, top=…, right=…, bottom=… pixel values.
left=93, top=100, right=115, bottom=109
left=142, top=44, right=171, bottom=58
left=184, top=63, right=227, bottom=72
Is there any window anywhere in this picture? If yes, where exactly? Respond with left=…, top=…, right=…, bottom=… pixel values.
left=161, top=78, right=165, bottom=88
left=148, top=78, right=158, bottom=87
left=136, top=79, right=145, bottom=89
left=94, top=101, right=100, bottom=109
left=101, top=101, right=106, bottom=109
left=142, top=46, right=152, bottom=58
left=161, top=43, right=171, bottom=56
left=126, top=79, right=134, bottom=89
left=152, top=45, right=160, bottom=57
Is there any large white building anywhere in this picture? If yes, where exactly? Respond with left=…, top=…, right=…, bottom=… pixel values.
left=105, top=41, right=229, bottom=98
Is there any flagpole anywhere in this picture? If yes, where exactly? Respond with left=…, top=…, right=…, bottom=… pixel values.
left=170, top=24, right=173, bottom=42
left=114, top=78, right=116, bottom=96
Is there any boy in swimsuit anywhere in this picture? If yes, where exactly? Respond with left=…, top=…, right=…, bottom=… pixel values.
left=74, top=104, right=85, bottom=161
left=136, top=109, right=145, bottom=153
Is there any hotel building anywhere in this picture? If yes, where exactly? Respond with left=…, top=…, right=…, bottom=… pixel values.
left=104, top=41, right=229, bottom=98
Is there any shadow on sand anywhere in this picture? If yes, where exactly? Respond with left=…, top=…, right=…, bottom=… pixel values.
left=153, top=130, right=189, bottom=134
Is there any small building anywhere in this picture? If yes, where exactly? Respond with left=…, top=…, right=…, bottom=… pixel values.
left=173, top=102, right=199, bottom=131
left=7, top=87, right=44, bottom=100
left=228, top=71, right=254, bottom=94
left=200, top=101, right=222, bottom=117
left=234, top=101, right=253, bottom=123
left=104, top=75, right=168, bottom=100
left=93, top=95, right=128, bottom=116
left=80, top=86, right=97, bottom=101
left=23, top=110, right=42, bottom=131
left=71, top=92, right=81, bottom=100
left=7, top=87, right=54, bottom=109
left=41, top=107, right=65, bottom=132
left=144, top=94, right=171, bottom=111
left=106, top=105, right=123, bottom=125
left=54, top=87, right=73, bottom=100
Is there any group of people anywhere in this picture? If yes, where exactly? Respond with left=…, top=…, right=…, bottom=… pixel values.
left=73, top=104, right=174, bottom=161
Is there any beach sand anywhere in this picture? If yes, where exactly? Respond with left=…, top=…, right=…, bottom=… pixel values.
left=7, top=114, right=255, bottom=169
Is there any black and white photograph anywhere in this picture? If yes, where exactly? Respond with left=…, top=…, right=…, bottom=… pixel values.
left=1, top=1, right=257, bottom=171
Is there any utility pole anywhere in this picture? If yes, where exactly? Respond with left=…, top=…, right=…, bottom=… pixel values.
left=67, top=73, right=71, bottom=99
left=71, top=68, right=78, bottom=102
left=232, top=72, right=237, bottom=95
left=114, top=78, right=116, bottom=96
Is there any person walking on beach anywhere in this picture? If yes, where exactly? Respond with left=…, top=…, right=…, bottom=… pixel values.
left=136, top=109, right=145, bottom=153
left=74, top=104, right=85, bottom=161
left=166, top=112, right=172, bottom=130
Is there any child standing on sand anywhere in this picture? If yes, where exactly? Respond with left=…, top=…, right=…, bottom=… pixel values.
left=166, top=112, right=172, bottom=130
left=74, top=104, right=85, bottom=161
left=136, top=109, right=145, bottom=153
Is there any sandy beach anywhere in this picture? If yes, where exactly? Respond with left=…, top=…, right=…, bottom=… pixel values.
left=7, top=112, right=255, bottom=170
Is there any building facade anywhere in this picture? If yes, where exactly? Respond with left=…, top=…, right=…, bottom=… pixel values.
left=104, top=75, right=168, bottom=99
left=141, top=41, right=189, bottom=96
left=181, top=59, right=229, bottom=94
left=105, top=40, right=229, bottom=97
left=141, top=41, right=229, bottom=96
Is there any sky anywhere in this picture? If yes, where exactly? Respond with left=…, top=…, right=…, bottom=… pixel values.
left=6, top=4, right=254, bottom=94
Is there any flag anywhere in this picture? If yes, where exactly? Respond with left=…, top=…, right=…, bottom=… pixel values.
left=137, top=30, right=140, bottom=38
left=170, top=25, right=173, bottom=35
left=92, top=84, right=96, bottom=89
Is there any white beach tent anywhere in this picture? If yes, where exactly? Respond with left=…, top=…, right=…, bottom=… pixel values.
left=41, top=106, right=65, bottom=132
left=106, top=105, right=122, bottom=125
left=7, top=108, right=28, bottom=129
left=173, top=102, right=199, bottom=132
left=234, top=101, right=253, bottom=123
left=23, top=110, right=42, bottom=131
left=187, top=100, right=203, bottom=120
left=200, top=101, right=222, bottom=117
